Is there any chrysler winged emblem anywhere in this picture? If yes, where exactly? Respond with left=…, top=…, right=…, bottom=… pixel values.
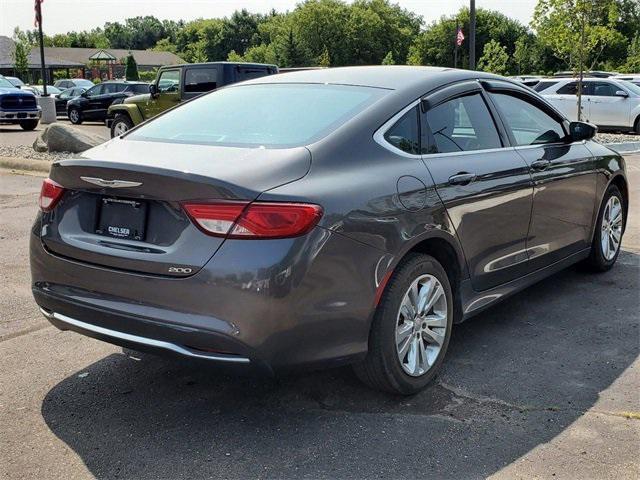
left=80, top=176, right=142, bottom=188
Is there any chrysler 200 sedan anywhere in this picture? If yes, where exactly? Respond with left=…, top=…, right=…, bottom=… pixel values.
left=31, top=67, right=628, bottom=394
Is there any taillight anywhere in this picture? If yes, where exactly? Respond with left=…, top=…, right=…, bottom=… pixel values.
left=39, top=178, right=65, bottom=212
left=183, top=201, right=323, bottom=239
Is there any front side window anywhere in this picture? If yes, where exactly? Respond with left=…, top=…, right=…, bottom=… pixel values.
left=157, top=70, right=180, bottom=93
left=384, top=107, right=420, bottom=154
left=424, top=93, right=501, bottom=153
left=184, top=68, right=217, bottom=93
left=591, top=82, right=617, bottom=97
left=128, top=83, right=386, bottom=148
left=490, top=93, right=566, bottom=146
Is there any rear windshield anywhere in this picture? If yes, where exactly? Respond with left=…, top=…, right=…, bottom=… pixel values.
left=533, top=81, right=559, bottom=92
left=127, top=83, right=387, bottom=147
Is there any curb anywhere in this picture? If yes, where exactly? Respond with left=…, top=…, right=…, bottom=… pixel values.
left=0, top=156, right=51, bottom=173
left=603, top=142, right=640, bottom=154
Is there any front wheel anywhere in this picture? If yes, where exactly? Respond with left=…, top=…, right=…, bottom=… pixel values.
left=354, top=253, right=454, bottom=395
left=583, top=184, right=625, bottom=271
left=19, top=119, right=39, bottom=131
left=110, top=114, right=134, bottom=138
left=68, top=107, right=82, bottom=125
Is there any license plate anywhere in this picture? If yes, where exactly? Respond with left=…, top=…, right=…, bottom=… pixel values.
left=96, top=198, right=147, bottom=241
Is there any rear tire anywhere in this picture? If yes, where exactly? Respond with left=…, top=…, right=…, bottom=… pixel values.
left=68, top=107, right=82, bottom=125
left=583, top=184, right=624, bottom=272
left=634, top=116, right=640, bottom=135
left=19, top=119, right=39, bottom=131
left=353, top=253, right=454, bottom=395
left=110, top=114, right=134, bottom=137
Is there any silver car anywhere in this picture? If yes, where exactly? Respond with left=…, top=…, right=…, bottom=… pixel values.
left=539, top=77, right=640, bottom=133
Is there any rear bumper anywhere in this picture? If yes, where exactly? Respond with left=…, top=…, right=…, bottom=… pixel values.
left=30, top=222, right=385, bottom=373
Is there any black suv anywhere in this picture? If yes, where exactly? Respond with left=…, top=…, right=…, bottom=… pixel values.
left=66, top=81, right=149, bottom=124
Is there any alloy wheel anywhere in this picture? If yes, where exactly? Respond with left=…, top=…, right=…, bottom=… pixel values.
left=395, top=274, right=448, bottom=377
left=113, top=121, right=129, bottom=136
left=69, top=109, right=79, bottom=123
left=601, top=195, right=623, bottom=261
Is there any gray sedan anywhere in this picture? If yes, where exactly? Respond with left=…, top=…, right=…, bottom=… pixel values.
left=30, top=67, right=627, bottom=394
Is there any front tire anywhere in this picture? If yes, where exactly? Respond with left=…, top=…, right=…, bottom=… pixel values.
left=110, top=114, right=134, bottom=137
left=584, top=184, right=624, bottom=272
left=68, top=107, right=82, bottom=125
left=354, top=253, right=454, bottom=395
left=19, top=119, right=39, bottom=131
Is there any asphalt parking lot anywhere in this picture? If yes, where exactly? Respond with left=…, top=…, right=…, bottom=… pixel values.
left=0, top=119, right=109, bottom=147
left=0, top=157, right=638, bottom=479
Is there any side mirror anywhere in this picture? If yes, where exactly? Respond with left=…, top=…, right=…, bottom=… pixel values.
left=569, top=121, right=597, bottom=142
left=149, top=84, right=158, bottom=97
left=615, top=90, right=629, bottom=98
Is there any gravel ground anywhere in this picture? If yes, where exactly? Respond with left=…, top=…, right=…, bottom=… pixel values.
left=0, top=144, right=74, bottom=162
left=595, top=132, right=639, bottom=143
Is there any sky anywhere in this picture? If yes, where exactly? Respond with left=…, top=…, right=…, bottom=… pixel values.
left=0, top=0, right=538, bottom=37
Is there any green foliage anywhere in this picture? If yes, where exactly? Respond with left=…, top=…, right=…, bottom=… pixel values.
left=381, top=51, right=395, bottom=65
left=318, top=45, right=331, bottom=67
left=621, top=33, right=640, bottom=72
left=478, top=40, right=509, bottom=74
left=104, top=16, right=183, bottom=50
left=124, top=53, right=139, bottom=81
left=11, top=28, right=30, bottom=81
left=138, top=69, right=158, bottom=82
left=532, top=0, right=626, bottom=71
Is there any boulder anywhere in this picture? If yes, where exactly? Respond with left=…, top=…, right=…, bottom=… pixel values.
left=32, top=123, right=106, bottom=154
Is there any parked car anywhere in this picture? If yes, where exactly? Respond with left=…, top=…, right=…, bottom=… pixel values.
left=612, top=74, right=640, bottom=87
left=66, top=81, right=149, bottom=124
left=539, top=77, right=640, bottom=133
left=5, top=76, right=25, bottom=87
left=107, top=62, right=278, bottom=137
left=55, top=86, right=86, bottom=116
left=31, top=67, right=628, bottom=394
left=54, top=78, right=95, bottom=90
left=0, top=74, right=40, bottom=130
left=22, top=85, right=63, bottom=97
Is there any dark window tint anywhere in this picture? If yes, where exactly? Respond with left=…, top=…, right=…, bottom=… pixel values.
left=533, top=81, right=559, bottom=92
left=490, top=93, right=565, bottom=146
left=424, top=94, right=501, bottom=153
left=102, top=83, right=120, bottom=94
left=185, top=68, right=217, bottom=93
left=591, top=82, right=617, bottom=96
left=557, top=82, right=579, bottom=95
left=86, top=84, right=103, bottom=96
left=384, top=107, right=420, bottom=154
left=238, top=68, right=268, bottom=80
left=129, top=84, right=150, bottom=94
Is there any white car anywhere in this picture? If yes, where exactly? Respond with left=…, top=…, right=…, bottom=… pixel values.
left=612, top=74, right=640, bottom=87
left=538, top=77, right=640, bottom=133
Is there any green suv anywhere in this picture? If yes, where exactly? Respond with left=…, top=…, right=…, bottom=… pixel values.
left=107, top=62, right=278, bottom=137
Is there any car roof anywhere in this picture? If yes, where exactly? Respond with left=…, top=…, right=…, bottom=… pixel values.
left=239, top=65, right=506, bottom=91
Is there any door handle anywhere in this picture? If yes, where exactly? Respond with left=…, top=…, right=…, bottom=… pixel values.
left=448, top=172, right=476, bottom=186
left=531, top=159, right=550, bottom=171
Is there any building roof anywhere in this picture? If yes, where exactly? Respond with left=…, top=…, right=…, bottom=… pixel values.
left=0, top=36, right=183, bottom=69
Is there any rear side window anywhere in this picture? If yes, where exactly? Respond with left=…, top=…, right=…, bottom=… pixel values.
left=185, top=68, right=218, bottom=93
left=130, top=84, right=150, bottom=94
left=384, top=107, right=420, bottom=154
left=128, top=83, right=386, bottom=147
left=490, top=93, right=566, bottom=146
left=533, top=81, right=558, bottom=92
left=557, top=82, right=578, bottom=95
left=238, top=68, right=268, bottom=80
left=424, top=94, right=501, bottom=153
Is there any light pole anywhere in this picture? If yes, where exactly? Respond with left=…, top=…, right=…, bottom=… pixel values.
left=469, top=0, right=476, bottom=70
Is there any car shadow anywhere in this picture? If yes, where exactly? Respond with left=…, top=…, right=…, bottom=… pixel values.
left=41, top=251, right=639, bottom=479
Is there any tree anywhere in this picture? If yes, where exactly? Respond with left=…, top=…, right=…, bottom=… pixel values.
left=622, top=33, right=640, bottom=72
left=124, top=53, right=139, bottom=81
left=381, top=51, right=395, bottom=65
left=408, top=7, right=527, bottom=72
left=283, top=29, right=305, bottom=67
left=532, top=0, right=625, bottom=120
left=11, top=28, right=30, bottom=82
left=318, top=45, right=331, bottom=67
left=477, top=40, right=509, bottom=74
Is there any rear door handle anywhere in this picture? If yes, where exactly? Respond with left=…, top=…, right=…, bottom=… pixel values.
left=448, top=172, right=476, bottom=186
left=531, top=159, right=550, bottom=171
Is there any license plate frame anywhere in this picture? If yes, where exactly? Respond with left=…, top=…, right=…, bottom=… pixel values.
left=96, top=197, right=148, bottom=241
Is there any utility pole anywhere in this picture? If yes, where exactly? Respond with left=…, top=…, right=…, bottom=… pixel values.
left=35, top=0, right=47, bottom=95
left=469, top=0, right=476, bottom=70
